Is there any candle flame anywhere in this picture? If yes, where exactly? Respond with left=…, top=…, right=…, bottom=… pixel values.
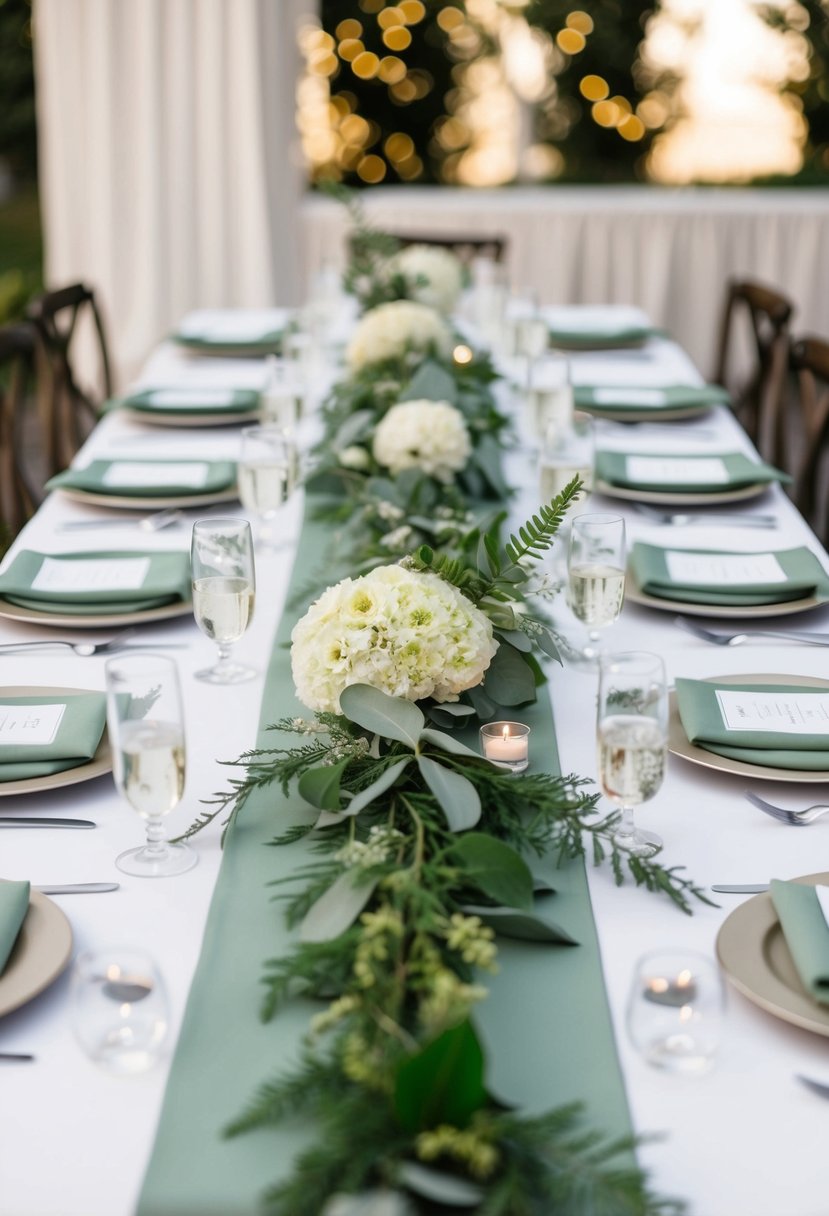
left=502, top=724, right=510, bottom=742
left=677, top=969, right=693, bottom=989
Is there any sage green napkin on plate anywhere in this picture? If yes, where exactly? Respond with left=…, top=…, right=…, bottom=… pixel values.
left=118, top=388, right=260, bottom=416
left=770, top=880, right=829, bottom=1003
left=675, top=678, right=829, bottom=769
left=0, top=881, right=30, bottom=974
left=596, top=451, right=789, bottom=493
left=47, top=460, right=237, bottom=498
left=0, top=693, right=107, bottom=780
left=629, top=543, right=829, bottom=606
left=548, top=325, right=656, bottom=350
left=575, top=384, right=730, bottom=413
left=0, top=550, right=191, bottom=614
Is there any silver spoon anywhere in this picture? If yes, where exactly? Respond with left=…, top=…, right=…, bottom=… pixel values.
left=674, top=616, right=829, bottom=647
left=634, top=504, right=777, bottom=528
left=58, top=508, right=185, bottom=533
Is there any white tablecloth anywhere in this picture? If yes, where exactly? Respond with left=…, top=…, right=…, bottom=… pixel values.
left=3, top=328, right=829, bottom=1216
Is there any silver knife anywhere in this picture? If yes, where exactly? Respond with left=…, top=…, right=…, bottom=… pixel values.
left=34, top=883, right=119, bottom=894
left=711, top=884, right=769, bottom=893
left=0, top=818, right=96, bottom=829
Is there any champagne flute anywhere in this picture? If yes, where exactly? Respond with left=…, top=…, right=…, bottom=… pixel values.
left=237, top=424, right=298, bottom=553
left=104, top=654, right=196, bottom=877
left=566, top=512, right=626, bottom=665
left=539, top=410, right=594, bottom=503
left=597, top=651, right=668, bottom=856
left=191, top=517, right=257, bottom=684
left=527, top=351, right=573, bottom=449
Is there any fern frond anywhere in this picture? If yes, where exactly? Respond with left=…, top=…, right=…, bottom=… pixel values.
left=504, top=477, right=583, bottom=566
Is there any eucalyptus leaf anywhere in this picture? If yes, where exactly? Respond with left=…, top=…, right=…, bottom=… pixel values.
left=400, top=359, right=457, bottom=405
left=300, top=871, right=378, bottom=943
left=419, top=727, right=489, bottom=763
left=497, top=628, right=532, bottom=653
left=460, top=903, right=578, bottom=945
left=534, top=626, right=562, bottom=662
left=394, top=1019, right=486, bottom=1132
left=339, top=757, right=411, bottom=818
left=297, top=759, right=350, bottom=811
left=425, top=703, right=476, bottom=718
left=474, top=434, right=508, bottom=497
left=465, top=684, right=497, bottom=720
left=482, top=642, right=536, bottom=707
left=417, top=756, right=481, bottom=831
left=334, top=409, right=374, bottom=450
left=397, top=1162, right=483, bottom=1208
left=452, top=834, right=534, bottom=910
left=340, top=685, right=424, bottom=749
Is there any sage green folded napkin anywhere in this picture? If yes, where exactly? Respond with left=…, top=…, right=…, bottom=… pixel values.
left=770, top=880, right=829, bottom=1003
left=119, top=388, right=260, bottom=416
left=630, top=543, right=829, bottom=606
left=0, top=550, right=191, bottom=614
left=675, top=678, right=829, bottom=769
left=596, top=451, right=789, bottom=493
left=47, top=460, right=237, bottom=498
left=575, top=384, right=730, bottom=413
left=548, top=325, right=656, bottom=350
left=0, top=693, right=107, bottom=781
left=0, top=881, right=30, bottom=974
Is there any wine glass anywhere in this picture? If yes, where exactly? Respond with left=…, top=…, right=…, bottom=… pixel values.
left=259, top=357, right=305, bottom=431
left=191, top=517, right=257, bottom=684
left=597, top=651, right=668, bottom=856
left=539, top=410, right=594, bottom=505
left=104, top=654, right=197, bottom=876
left=566, top=512, right=626, bottom=665
left=527, top=351, right=573, bottom=449
left=237, top=424, right=298, bottom=553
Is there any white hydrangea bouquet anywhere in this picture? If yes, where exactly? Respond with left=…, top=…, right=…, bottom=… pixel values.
left=384, top=243, right=465, bottom=316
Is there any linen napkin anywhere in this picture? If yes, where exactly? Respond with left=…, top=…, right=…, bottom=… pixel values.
left=544, top=306, right=656, bottom=350
left=47, top=459, right=237, bottom=498
left=575, top=384, right=730, bottom=414
left=675, top=678, right=829, bottom=770
left=770, top=880, right=829, bottom=1004
left=596, top=451, right=789, bottom=493
left=0, top=881, right=30, bottom=975
left=0, top=550, right=192, bottom=615
left=118, top=387, right=260, bottom=416
left=172, top=308, right=286, bottom=353
left=629, top=543, right=829, bottom=607
left=0, top=693, right=107, bottom=781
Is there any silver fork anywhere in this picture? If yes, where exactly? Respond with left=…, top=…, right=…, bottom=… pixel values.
left=0, top=628, right=138, bottom=657
left=675, top=616, right=829, bottom=647
left=745, top=791, right=829, bottom=826
left=634, top=504, right=777, bottom=528
left=58, top=508, right=185, bottom=533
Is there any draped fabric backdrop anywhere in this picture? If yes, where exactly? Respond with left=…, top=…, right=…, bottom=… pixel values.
left=33, top=0, right=311, bottom=386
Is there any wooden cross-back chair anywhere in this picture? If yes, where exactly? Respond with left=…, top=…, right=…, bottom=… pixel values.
left=26, top=281, right=112, bottom=477
left=714, top=278, right=793, bottom=464
left=789, top=336, right=829, bottom=546
left=0, top=323, right=42, bottom=541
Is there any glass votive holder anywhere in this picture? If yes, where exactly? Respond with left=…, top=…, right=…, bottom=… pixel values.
left=626, top=949, right=724, bottom=1075
left=479, top=721, right=530, bottom=773
left=71, top=946, right=170, bottom=1076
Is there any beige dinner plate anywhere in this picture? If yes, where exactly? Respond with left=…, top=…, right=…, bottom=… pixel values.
left=121, top=407, right=260, bottom=428
left=595, top=479, right=767, bottom=507
left=57, top=486, right=239, bottom=510
left=668, top=672, right=829, bottom=784
left=0, top=685, right=112, bottom=797
left=0, top=890, right=73, bottom=1018
left=717, top=871, right=829, bottom=1037
left=625, top=568, right=823, bottom=619
left=0, top=598, right=192, bottom=630
left=580, top=404, right=713, bottom=423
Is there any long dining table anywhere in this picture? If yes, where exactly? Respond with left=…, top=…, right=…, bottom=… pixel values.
left=2, top=306, right=829, bottom=1216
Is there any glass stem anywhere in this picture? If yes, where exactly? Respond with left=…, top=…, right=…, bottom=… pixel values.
left=215, top=642, right=234, bottom=672
left=144, top=815, right=167, bottom=856
left=615, top=803, right=637, bottom=845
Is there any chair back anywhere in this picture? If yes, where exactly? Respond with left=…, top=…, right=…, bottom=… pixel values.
left=789, top=336, right=829, bottom=545
left=27, top=282, right=112, bottom=474
left=714, top=278, right=793, bottom=462
left=0, top=323, right=42, bottom=541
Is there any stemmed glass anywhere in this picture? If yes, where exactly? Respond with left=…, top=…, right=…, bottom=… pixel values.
left=527, top=350, right=573, bottom=450
left=539, top=410, right=594, bottom=505
left=191, top=517, right=256, bottom=684
left=597, top=651, right=668, bottom=856
left=104, top=654, right=197, bottom=877
left=566, top=512, right=626, bottom=665
left=237, top=424, right=299, bottom=553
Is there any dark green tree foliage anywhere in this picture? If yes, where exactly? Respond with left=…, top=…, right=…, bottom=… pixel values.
left=758, top=1, right=829, bottom=182
left=0, top=0, right=37, bottom=181
left=524, top=0, right=659, bottom=182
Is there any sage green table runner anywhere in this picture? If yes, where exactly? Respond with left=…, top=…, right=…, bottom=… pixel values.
left=630, top=543, right=829, bottom=606
left=597, top=451, right=788, bottom=493
left=137, top=496, right=635, bottom=1216
left=770, top=880, right=829, bottom=1004
left=47, top=460, right=237, bottom=498
left=0, top=693, right=106, bottom=781
left=0, top=880, right=31, bottom=974
left=0, top=550, right=191, bottom=614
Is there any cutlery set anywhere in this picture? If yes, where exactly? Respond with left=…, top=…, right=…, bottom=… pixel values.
left=0, top=628, right=187, bottom=656
left=634, top=504, right=777, bottom=528
left=674, top=617, right=829, bottom=647
left=57, top=507, right=185, bottom=533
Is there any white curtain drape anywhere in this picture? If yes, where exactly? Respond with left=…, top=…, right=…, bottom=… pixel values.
left=33, top=0, right=311, bottom=386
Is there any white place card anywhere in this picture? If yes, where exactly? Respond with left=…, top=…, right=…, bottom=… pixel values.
left=0, top=702, right=66, bottom=747
left=593, top=389, right=666, bottom=406
left=715, top=689, right=829, bottom=735
left=665, top=552, right=787, bottom=586
left=147, top=389, right=236, bottom=409
left=626, top=456, right=729, bottom=484
left=102, top=462, right=210, bottom=489
left=31, top=557, right=151, bottom=594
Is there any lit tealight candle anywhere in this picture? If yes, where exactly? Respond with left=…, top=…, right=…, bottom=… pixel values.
left=644, top=969, right=698, bottom=1008
left=479, top=721, right=530, bottom=773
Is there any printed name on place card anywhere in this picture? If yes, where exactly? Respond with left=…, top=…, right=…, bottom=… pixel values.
left=593, top=388, right=667, bottom=407
left=626, top=456, right=729, bottom=484
left=31, top=557, right=152, bottom=593
left=716, top=690, right=829, bottom=735
left=147, top=389, right=236, bottom=409
left=0, top=703, right=66, bottom=746
left=665, top=552, right=787, bottom=586
left=102, top=462, right=210, bottom=489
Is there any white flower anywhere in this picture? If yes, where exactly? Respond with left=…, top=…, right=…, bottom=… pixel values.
left=388, top=244, right=464, bottom=315
left=338, top=445, right=371, bottom=470
left=290, top=564, right=498, bottom=713
left=372, top=399, right=471, bottom=484
left=346, top=300, right=452, bottom=371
